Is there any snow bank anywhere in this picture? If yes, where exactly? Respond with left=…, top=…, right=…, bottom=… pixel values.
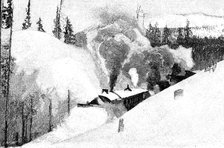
left=12, top=30, right=101, bottom=102
left=22, top=107, right=108, bottom=147
left=53, top=61, right=224, bottom=147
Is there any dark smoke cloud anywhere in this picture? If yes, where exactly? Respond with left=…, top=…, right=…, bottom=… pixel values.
left=99, top=39, right=130, bottom=91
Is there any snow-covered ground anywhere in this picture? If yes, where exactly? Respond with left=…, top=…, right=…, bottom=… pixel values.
left=22, top=107, right=108, bottom=147
left=41, top=60, right=224, bottom=148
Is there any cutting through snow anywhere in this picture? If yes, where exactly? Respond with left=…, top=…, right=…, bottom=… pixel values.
left=1, top=0, right=224, bottom=148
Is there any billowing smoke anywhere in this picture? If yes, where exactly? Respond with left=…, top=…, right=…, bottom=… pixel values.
left=99, top=38, right=130, bottom=91
left=128, top=68, right=139, bottom=87
left=92, top=5, right=194, bottom=91
left=109, top=62, right=121, bottom=92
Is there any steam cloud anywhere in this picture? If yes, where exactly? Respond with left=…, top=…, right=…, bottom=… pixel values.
left=128, top=68, right=139, bottom=87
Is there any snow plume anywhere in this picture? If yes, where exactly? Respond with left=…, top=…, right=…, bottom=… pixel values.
left=166, top=45, right=195, bottom=70
left=94, top=6, right=137, bottom=28
left=128, top=68, right=139, bottom=87
left=12, top=31, right=101, bottom=103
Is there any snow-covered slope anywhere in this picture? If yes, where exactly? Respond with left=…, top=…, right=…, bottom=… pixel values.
left=147, top=13, right=224, bottom=28
left=146, top=13, right=224, bottom=37
left=12, top=30, right=101, bottom=103
left=51, top=61, right=224, bottom=148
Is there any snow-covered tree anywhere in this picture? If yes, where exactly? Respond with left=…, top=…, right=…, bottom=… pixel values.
left=177, top=28, right=185, bottom=44
left=146, top=23, right=161, bottom=47
left=162, top=25, right=171, bottom=45
left=36, top=18, right=45, bottom=32
left=52, top=6, right=62, bottom=39
left=154, top=23, right=161, bottom=44
left=184, top=20, right=192, bottom=43
left=22, top=0, right=31, bottom=30
left=2, top=0, right=13, bottom=29
left=64, top=17, right=74, bottom=44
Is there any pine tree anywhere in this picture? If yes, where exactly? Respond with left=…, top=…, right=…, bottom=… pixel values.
left=52, top=6, right=62, bottom=39
left=177, top=27, right=185, bottom=45
left=162, top=25, right=171, bottom=45
left=2, top=0, right=13, bottom=29
left=36, top=17, right=45, bottom=32
left=22, top=0, right=32, bottom=30
left=184, top=20, right=192, bottom=44
left=146, top=23, right=162, bottom=47
left=154, top=23, right=161, bottom=45
left=146, top=23, right=153, bottom=40
left=64, top=17, right=74, bottom=44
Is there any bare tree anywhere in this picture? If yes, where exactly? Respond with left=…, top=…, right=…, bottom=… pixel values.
left=136, top=5, right=146, bottom=35
left=67, top=90, right=70, bottom=115
left=21, top=102, right=25, bottom=144
left=48, top=99, right=52, bottom=132
left=29, top=95, right=34, bottom=141
left=43, top=88, right=55, bottom=132
left=136, top=5, right=141, bottom=19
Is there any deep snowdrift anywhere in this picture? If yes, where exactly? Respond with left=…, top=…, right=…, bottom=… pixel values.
left=22, top=107, right=108, bottom=147
left=52, top=61, right=224, bottom=148
left=12, top=30, right=101, bottom=103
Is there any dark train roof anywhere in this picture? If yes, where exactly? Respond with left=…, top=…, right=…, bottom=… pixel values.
left=99, top=89, right=148, bottom=101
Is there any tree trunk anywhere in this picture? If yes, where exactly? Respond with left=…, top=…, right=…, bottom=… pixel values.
left=21, top=102, right=25, bottom=144
left=0, top=0, right=3, bottom=93
left=48, top=99, right=52, bottom=132
left=1, top=0, right=4, bottom=146
left=24, top=116, right=28, bottom=143
left=29, top=97, right=33, bottom=141
left=4, top=6, right=14, bottom=147
left=15, top=132, right=19, bottom=146
left=67, top=90, right=70, bottom=115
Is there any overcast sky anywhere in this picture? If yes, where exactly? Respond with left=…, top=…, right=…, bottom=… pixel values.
left=142, top=0, right=224, bottom=16
left=11, top=0, right=224, bottom=33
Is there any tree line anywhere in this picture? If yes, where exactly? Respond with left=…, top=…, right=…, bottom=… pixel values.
left=145, top=20, right=224, bottom=71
